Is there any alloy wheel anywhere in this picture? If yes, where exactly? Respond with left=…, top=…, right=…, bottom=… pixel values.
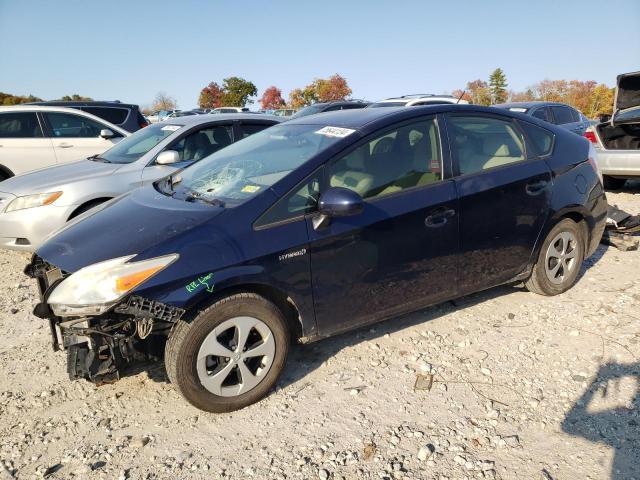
left=544, top=231, right=579, bottom=285
left=196, top=316, right=276, bottom=397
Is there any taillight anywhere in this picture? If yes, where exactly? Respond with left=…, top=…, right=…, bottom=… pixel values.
left=140, top=122, right=148, bottom=129
left=582, top=130, right=597, bottom=144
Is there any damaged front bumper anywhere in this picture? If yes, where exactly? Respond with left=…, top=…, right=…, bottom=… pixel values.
left=25, top=255, right=185, bottom=384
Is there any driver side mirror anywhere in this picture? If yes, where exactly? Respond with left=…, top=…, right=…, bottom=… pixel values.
left=313, top=187, right=364, bottom=230
left=100, top=128, right=115, bottom=139
left=156, top=150, right=180, bottom=165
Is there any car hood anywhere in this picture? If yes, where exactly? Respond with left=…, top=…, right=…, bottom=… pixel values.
left=613, top=71, right=640, bottom=123
left=0, top=160, right=122, bottom=196
left=36, top=185, right=222, bottom=273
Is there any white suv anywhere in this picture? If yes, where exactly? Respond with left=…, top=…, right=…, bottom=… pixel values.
left=369, top=94, right=469, bottom=108
left=0, top=105, right=129, bottom=181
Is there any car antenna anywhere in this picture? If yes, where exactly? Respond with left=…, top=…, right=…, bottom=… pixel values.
left=456, top=90, right=466, bottom=104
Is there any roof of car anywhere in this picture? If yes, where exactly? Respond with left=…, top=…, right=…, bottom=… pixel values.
left=156, top=113, right=282, bottom=126
left=284, top=104, right=527, bottom=129
left=26, top=100, right=139, bottom=108
left=494, top=101, right=569, bottom=109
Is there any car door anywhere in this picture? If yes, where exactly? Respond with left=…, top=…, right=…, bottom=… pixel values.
left=445, top=113, right=552, bottom=294
left=42, top=111, right=124, bottom=164
left=306, top=116, right=460, bottom=336
left=0, top=111, right=56, bottom=176
left=139, top=123, right=235, bottom=184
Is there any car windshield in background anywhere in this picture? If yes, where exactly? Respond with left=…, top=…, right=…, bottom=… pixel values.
left=369, top=101, right=406, bottom=108
left=289, top=105, right=324, bottom=119
left=99, top=124, right=181, bottom=164
left=167, top=124, right=348, bottom=206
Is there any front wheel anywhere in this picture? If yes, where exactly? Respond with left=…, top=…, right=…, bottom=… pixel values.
left=525, top=219, right=585, bottom=296
left=165, top=293, right=290, bottom=412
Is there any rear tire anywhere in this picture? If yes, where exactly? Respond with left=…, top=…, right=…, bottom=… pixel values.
left=165, top=293, right=289, bottom=413
left=603, top=175, right=627, bottom=190
left=525, top=219, right=584, bottom=296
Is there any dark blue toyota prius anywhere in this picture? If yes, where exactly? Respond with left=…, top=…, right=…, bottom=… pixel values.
left=26, top=105, right=607, bottom=412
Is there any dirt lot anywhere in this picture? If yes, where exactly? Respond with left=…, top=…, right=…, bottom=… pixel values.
left=1, top=186, right=639, bottom=480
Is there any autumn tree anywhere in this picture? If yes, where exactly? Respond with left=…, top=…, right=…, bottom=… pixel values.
left=451, top=89, right=472, bottom=103
left=587, top=84, right=614, bottom=117
left=60, top=94, right=93, bottom=101
left=0, top=92, right=42, bottom=105
left=466, top=79, right=492, bottom=105
left=259, top=86, right=285, bottom=110
left=489, top=68, right=508, bottom=104
left=288, top=88, right=306, bottom=109
left=314, top=74, right=352, bottom=102
left=198, top=82, right=223, bottom=109
left=220, top=77, right=257, bottom=107
left=152, top=92, right=177, bottom=111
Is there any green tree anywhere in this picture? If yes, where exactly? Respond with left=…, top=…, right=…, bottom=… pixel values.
left=0, top=92, right=43, bottom=105
left=220, top=77, right=257, bottom=107
left=489, top=68, right=508, bottom=104
left=60, top=94, right=93, bottom=101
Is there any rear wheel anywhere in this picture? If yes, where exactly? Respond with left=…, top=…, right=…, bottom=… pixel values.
left=165, top=293, right=289, bottom=412
left=603, top=175, right=627, bottom=190
left=525, top=219, right=584, bottom=296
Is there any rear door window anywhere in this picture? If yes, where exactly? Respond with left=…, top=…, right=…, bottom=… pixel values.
left=531, top=107, right=552, bottom=122
left=81, top=107, right=129, bottom=125
left=550, top=106, right=575, bottom=125
left=447, top=115, right=525, bottom=175
left=44, top=112, right=109, bottom=138
left=0, top=112, right=43, bottom=138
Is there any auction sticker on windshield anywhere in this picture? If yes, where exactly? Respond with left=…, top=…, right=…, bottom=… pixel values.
left=161, top=125, right=181, bottom=132
left=315, top=126, right=356, bottom=138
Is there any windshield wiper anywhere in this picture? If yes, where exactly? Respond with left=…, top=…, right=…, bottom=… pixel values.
left=184, top=191, right=225, bottom=207
left=88, top=154, right=111, bottom=163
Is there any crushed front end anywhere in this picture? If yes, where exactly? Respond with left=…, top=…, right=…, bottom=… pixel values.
left=25, top=255, right=184, bottom=385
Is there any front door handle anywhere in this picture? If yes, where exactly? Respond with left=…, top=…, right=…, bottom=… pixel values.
left=58, top=143, right=74, bottom=148
left=425, top=208, right=455, bottom=228
left=526, top=180, right=548, bottom=195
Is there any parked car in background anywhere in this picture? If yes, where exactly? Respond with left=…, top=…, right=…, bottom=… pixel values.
left=28, top=101, right=148, bottom=132
left=212, top=107, right=250, bottom=113
left=0, top=105, right=128, bottom=181
left=165, top=111, right=197, bottom=119
left=289, top=100, right=370, bottom=119
left=494, top=102, right=591, bottom=136
left=583, top=71, right=640, bottom=189
left=0, top=113, right=280, bottom=251
left=0, top=114, right=280, bottom=251
left=28, top=105, right=605, bottom=412
left=368, top=94, right=468, bottom=108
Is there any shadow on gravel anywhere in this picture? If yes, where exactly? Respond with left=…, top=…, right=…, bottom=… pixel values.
left=562, top=362, right=640, bottom=480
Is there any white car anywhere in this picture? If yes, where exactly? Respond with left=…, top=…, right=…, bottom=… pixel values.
left=368, top=94, right=469, bottom=108
left=584, top=71, right=640, bottom=189
left=0, top=105, right=128, bottom=180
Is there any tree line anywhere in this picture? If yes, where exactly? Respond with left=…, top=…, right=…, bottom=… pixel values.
left=452, top=68, right=614, bottom=117
left=0, top=92, right=93, bottom=105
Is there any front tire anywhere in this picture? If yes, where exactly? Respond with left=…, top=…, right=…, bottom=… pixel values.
left=165, top=293, right=289, bottom=412
left=525, top=219, right=585, bottom=296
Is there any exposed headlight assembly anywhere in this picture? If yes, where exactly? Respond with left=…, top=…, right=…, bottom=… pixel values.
left=48, top=254, right=178, bottom=317
left=5, top=192, right=63, bottom=212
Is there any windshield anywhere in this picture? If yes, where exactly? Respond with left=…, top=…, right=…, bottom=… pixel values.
left=369, top=101, right=406, bottom=108
left=166, top=124, right=350, bottom=206
left=290, top=105, right=324, bottom=119
left=99, top=124, right=181, bottom=164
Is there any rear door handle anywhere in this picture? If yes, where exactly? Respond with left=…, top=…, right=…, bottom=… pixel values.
left=58, top=143, right=74, bottom=148
left=425, top=208, right=456, bottom=228
left=526, top=180, right=548, bottom=195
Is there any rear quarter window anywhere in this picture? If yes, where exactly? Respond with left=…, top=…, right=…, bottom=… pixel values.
left=519, top=121, right=554, bottom=157
left=81, top=107, right=129, bottom=125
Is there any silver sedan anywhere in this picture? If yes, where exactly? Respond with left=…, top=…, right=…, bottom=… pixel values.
left=0, top=114, right=280, bottom=251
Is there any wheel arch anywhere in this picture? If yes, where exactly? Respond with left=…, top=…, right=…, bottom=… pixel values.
left=545, top=206, right=592, bottom=258
left=68, top=197, right=112, bottom=220
left=183, top=282, right=306, bottom=342
left=0, top=164, right=15, bottom=180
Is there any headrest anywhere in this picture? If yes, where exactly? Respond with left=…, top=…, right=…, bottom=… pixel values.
left=482, top=136, right=510, bottom=156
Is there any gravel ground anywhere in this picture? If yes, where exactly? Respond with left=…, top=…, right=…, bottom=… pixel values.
left=1, top=186, right=639, bottom=480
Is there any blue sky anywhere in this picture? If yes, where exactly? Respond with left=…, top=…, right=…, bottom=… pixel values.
left=1, top=0, right=639, bottom=109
